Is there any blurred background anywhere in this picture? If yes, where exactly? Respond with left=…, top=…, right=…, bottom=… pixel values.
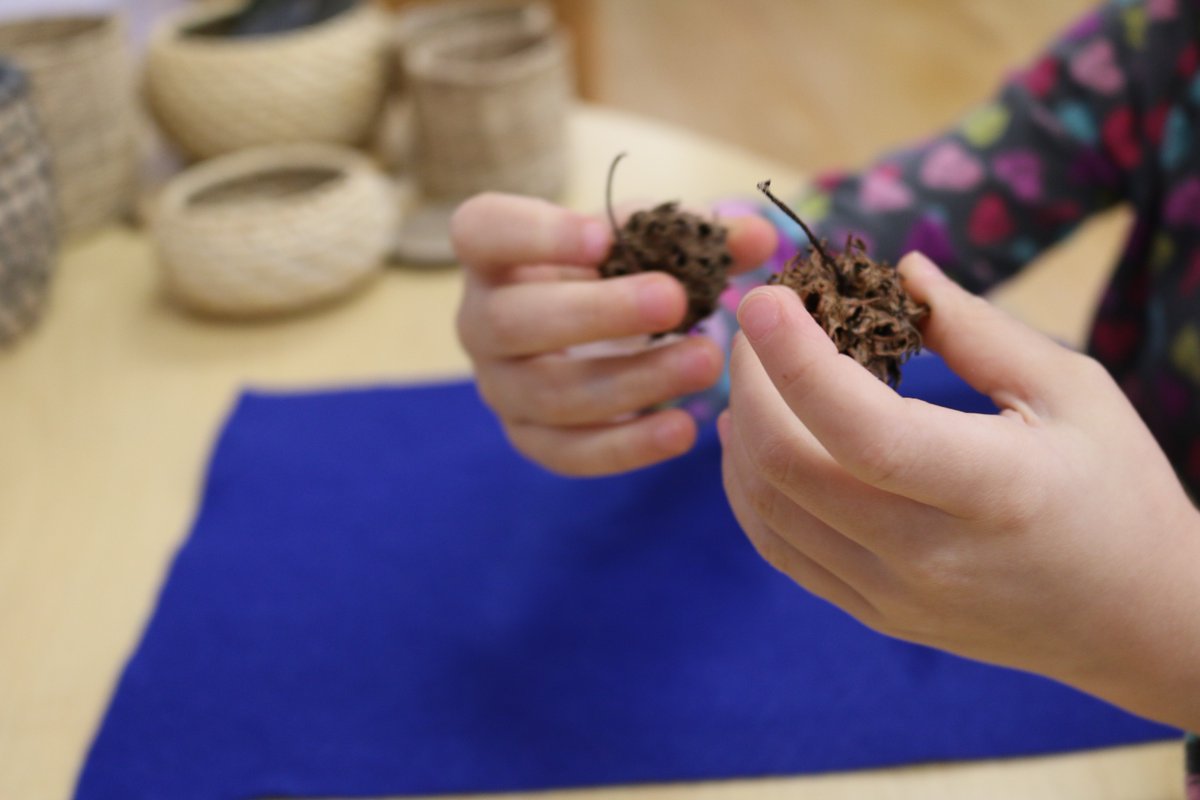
left=580, top=0, right=1096, bottom=171
left=393, top=0, right=1094, bottom=173
left=0, top=0, right=1111, bottom=337
left=1, top=0, right=1098, bottom=173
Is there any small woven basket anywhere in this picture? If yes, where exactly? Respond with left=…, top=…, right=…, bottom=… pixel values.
left=0, top=13, right=135, bottom=239
left=152, top=144, right=395, bottom=316
left=146, top=0, right=390, bottom=160
left=403, top=11, right=571, bottom=201
left=0, top=59, right=57, bottom=344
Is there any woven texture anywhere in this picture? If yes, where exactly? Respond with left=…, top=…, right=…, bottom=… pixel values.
left=0, top=59, right=57, bottom=345
left=0, top=14, right=135, bottom=239
left=404, top=13, right=571, bottom=201
left=146, top=1, right=389, bottom=160
left=393, top=0, right=554, bottom=89
left=152, top=144, right=395, bottom=316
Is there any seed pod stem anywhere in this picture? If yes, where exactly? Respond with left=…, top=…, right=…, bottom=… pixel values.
left=756, top=180, right=834, bottom=269
left=606, top=152, right=627, bottom=240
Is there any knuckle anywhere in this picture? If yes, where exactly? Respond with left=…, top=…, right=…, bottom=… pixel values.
left=748, top=434, right=801, bottom=487
left=479, top=294, right=526, bottom=354
left=905, top=543, right=969, bottom=593
left=848, top=427, right=909, bottom=487
left=767, top=352, right=822, bottom=410
left=743, top=475, right=781, bottom=524
left=744, top=526, right=787, bottom=570
left=527, top=377, right=574, bottom=425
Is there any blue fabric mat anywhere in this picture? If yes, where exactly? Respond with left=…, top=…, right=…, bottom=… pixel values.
left=75, top=353, right=1177, bottom=799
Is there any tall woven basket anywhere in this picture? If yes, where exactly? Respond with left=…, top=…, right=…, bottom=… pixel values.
left=0, top=14, right=135, bottom=240
left=403, top=14, right=571, bottom=201
left=146, top=1, right=390, bottom=160
left=0, top=59, right=57, bottom=345
left=393, top=0, right=554, bottom=91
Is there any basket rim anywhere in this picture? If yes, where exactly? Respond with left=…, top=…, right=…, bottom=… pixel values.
left=156, top=143, right=384, bottom=220
left=149, top=0, right=378, bottom=53
left=404, top=24, right=570, bottom=87
left=0, top=14, right=123, bottom=64
left=394, top=0, right=554, bottom=47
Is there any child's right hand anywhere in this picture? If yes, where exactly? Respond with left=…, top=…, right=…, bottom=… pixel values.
left=452, top=192, right=776, bottom=476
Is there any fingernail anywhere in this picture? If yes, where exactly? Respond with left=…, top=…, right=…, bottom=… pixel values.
left=716, top=411, right=731, bottom=446
left=739, top=291, right=780, bottom=340
left=580, top=219, right=611, bottom=262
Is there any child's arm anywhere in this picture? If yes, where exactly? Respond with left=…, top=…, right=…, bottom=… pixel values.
left=722, top=254, right=1200, bottom=732
left=765, top=0, right=1183, bottom=293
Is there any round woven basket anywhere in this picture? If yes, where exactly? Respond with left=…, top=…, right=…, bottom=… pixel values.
left=403, top=14, right=571, bottom=201
left=0, top=13, right=135, bottom=239
left=0, top=59, right=57, bottom=344
left=146, top=1, right=390, bottom=160
left=152, top=144, right=395, bottom=317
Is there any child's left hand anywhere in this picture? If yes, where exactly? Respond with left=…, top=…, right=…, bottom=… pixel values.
left=720, top=251, right=1200, bottom=731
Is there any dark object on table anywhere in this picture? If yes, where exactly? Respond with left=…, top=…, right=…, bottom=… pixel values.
left=599, top=154, right=733, bottom=334
left=186, top=0, right=359, bottom=37
left=0, top=58, right=57, bottom=345
left=759, top=180, right=927, bottom=387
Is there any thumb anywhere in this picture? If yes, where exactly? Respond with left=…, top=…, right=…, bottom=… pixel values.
left=898, top=251, right=1077, bottom=414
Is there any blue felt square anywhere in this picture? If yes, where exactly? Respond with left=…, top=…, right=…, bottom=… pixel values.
left=75, top=353, right=1176, bottom=799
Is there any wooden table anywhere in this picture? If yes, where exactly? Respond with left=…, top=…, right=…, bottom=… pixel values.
left=0, top=104, right=1180, bottom=800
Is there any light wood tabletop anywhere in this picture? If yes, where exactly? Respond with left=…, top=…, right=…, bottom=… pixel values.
left=0, top=103, right=1181, bottom=800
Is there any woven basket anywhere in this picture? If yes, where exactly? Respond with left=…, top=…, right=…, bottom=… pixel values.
left=152, top=144, right=395, bottom=316
left=0, top=14, right=135, bottom=239
left=393, top=0, right=554, bottom=84
left=146, top=1, right=390, bottom=160
left=0, top=59, right=57, bottom=344
left=403, top=11, right=571, bottom=201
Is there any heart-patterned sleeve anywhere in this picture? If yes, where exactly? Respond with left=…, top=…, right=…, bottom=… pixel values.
left=754, top=0, right=1192, bottom=294
left=682, top=0, right=1198, bottom=425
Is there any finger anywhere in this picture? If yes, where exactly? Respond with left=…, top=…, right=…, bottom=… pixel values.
left=614, top=200, right=776, bottom=276
left=724, top=213, right=778, bottom=275
left=726, top=335, right=939, bottom=552
left=735, top=285, right=1038, bottom=516
left=720, top=415, right=881, bottom=622
left=459, top=271, right=687, bottom=358
left=451, top=193, right=611, bottom=275
left=898, top=252, right=1078, bottom=417
left=478, top=336, right=723, bottom=426
left=504, top=408, right=698, bottom=477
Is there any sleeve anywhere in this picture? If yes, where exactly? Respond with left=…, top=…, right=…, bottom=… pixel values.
left=677, top=0, right=1179, bottom=422
left=789, top=0, right=1163, bottom=292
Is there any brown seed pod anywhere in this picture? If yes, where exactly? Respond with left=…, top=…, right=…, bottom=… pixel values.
left=598, top=154, right=734, bottom=334
left=758, top=181, right=928, bottom=387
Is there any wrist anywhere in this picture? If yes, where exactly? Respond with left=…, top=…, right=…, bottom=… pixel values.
left=1063, top=502, right=1200, bottom=731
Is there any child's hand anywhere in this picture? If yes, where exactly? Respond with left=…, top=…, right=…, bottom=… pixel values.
left=453, top=193, right=776, bottom=476
left=720, top=251, right=1200, bottom=731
